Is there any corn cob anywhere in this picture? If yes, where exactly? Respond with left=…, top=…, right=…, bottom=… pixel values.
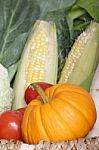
left=59, top=21, right=99, bottom=91
left=12, top=20, right=58, bottom=109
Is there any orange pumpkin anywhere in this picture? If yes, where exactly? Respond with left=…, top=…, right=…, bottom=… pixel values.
left=21, top=83, right=96, bottom=144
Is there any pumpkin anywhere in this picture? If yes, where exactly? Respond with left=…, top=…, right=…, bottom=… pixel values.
left=21, top=83, right=96, bottom=144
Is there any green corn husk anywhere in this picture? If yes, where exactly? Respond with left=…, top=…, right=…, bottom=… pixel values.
left=59, top=21, right=99, bottom=91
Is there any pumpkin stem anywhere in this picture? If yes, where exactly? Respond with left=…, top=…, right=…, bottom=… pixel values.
left=31, top=83, right=50, bottom=103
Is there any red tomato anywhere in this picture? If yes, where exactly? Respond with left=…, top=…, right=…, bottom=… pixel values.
left=25, top=82, right=53, bottom=104
left=0, top=110, right=23, bottom=141
left=16, top=107, right=26, bottom=115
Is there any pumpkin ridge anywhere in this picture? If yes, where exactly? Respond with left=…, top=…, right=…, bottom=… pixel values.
left=26, top=100, right=43, bottom=143
left=62, top=92, right=96, bottom=121
left=58, top=97, right=92, bottom=129
left=50, top=102, right=77, bottom=138
left=52, top=84, right=91, bottom=98
left=55, top=88, right=90, bottom=99
left=50, top=86, right=88, bottom=99
left=23, top=105, right=33, bottom=143
left=28, top=105, right=50, bottom=143
left=28, top=106, right=37, bottom=143
left=62, top=89, right=88, bottom=97
left=51, top=85, right=62, bottom=98
left=40, top=103, right=76, bottom=141
left=62, top=89, right=95, bottom=107
left=57, top=91, right=95, bottom=113
left=40, top=105, right=51, bottom=140
left=47, top=85, right=60, bottom=99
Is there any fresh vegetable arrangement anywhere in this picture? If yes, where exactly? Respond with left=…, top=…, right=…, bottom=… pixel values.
left=22, top=83, right=96, bottom=144
left=0, top=0, right=99, bottom=146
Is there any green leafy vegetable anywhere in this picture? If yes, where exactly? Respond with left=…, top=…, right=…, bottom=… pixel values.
left=0, top=0, right=40, bottom=80
left=37, top=0, right=76, bottom=17
left=77, top=0, right=99, bottom=21
left=67, top=0, right=99, bottom=41
left=8, top=61, right=19, bottom=82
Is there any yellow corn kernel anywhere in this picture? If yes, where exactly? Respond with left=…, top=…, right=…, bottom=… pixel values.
left=59, top=24, right=94, bottom=83
left=59, top=45, right=84, bottom=82
left=25, top=28, right=48, bottom=88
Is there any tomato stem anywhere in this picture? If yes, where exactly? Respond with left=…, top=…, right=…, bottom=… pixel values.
left=32, top=83, right=50, bottom=103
